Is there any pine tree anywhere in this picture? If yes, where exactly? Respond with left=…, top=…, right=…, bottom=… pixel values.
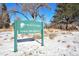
left=0, top=4, right=10, bottom=29
left=52, top=3, right=79, bottom=30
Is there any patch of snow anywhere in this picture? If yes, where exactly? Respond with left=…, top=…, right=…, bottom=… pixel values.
left=0, top=31, right=79, bottom=56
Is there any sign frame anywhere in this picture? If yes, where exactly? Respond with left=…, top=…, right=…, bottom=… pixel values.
left=14, top=20, right=44, bottom=52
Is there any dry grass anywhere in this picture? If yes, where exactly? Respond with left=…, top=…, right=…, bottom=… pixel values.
left=49, top=33, right=57, bottom=39
left=33, top=34, right=41, bottom=40
left=66, top=44, right=71, bottom=48
left=0, top=26, right=13, bottom=32
left=44, top=28, right=59, bottom=39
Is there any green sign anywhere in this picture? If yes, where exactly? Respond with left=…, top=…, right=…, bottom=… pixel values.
left=17, top=20, right=42, bottom=34
left=14, top=20, right=44, bottom=52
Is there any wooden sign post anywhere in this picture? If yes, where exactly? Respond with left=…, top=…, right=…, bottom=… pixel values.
left=14, top=20, right=44, bottom=52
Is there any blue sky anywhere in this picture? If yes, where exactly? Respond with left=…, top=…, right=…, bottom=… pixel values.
left=1, top=3, right=57, bottom=24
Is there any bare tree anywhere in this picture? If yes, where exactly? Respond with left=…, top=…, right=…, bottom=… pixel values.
left=0, top=3, right=51, bottom=29
left=16, top=3, right=51, bottom=20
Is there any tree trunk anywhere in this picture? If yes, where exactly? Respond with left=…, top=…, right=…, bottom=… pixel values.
left=66, top=23, right=68, bottom=30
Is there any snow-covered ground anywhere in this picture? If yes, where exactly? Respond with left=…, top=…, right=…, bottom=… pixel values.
left=0, top=30, right=79, bottom=56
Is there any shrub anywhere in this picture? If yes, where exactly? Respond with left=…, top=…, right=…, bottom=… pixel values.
left=49, top=33, right=57, bottom=39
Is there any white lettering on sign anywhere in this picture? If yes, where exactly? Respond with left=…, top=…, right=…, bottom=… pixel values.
left=20, top=23, right=25, bottom=28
